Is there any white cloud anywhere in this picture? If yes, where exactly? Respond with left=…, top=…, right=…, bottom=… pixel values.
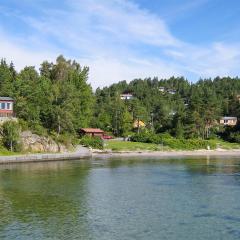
left=0, top=0, right=240, bottom=89
left=0, top=30, right=56, bottom=70
left=83, top=56, right=182, bottom=88
left=176, top=42, right=240, bottom=77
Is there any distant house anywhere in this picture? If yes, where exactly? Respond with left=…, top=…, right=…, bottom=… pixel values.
left=79, top=128, right=105, bottom=137
left=220, top=117, right=237, bottom=126
left=120, top=93, right=133, bottom=100
left=167, top=89, right=176, bottom=95
left=0, top=97, right=16, bottom=124
left=133, top=120, right=146, bottom=129
left=159, top=87, right=165, bottom=92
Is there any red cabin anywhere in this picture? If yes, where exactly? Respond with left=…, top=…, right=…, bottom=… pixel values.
left=0, top=97, right=14, bottom=117
left=80, top=128, right=105, bottom=138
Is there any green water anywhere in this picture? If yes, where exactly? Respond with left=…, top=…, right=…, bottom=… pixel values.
left=0, top=157, right=240, bottom=240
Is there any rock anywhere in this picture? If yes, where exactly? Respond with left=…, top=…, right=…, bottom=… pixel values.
left=20, top=131, right=68, bottom=153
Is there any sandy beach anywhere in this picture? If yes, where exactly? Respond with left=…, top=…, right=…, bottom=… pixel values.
left=93, top=149, right=240, bottom=158
left=0, top=148, right=240, bottom=164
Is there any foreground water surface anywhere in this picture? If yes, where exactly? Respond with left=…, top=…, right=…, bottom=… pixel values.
left=0, top=156, right=240, bottom=239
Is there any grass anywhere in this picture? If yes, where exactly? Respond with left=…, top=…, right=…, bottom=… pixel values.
left=0, top=146, right=19, bottom=156
left=209, top=139, right=240, bottom=149
left=104, top=140, right=170, bottom=151
left=104, top=139, right=240, bottom=152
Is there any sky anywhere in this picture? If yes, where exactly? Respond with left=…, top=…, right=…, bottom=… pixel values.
left=0, top=0, right=240, bottom=88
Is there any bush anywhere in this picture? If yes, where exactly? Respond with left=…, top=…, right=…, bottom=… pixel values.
left=80, top=136, right=104, bottom=149
left=130, top=132, right=216, bottom=150
left=229, top=132, right=240, bottom=143
left=51, top=132, right=78, bottom=149
left=162, top=138, right=216, bottom=150
left=18, top=119, right=29, bottom=131
left=30, top=123, right=48, bottom=137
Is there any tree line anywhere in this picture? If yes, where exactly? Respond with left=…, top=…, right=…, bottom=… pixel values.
left=93, top=76, right=240, bottom=140
left=1, top=55, right=240, bottom=142
left=0, top=55, right=93, bottom=136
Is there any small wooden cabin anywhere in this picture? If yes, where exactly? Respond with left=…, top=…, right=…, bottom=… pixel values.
left=80, top=128, right=104, bottom=137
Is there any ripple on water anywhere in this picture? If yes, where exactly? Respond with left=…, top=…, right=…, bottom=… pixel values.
left=0, top=157, right=240, bottom=240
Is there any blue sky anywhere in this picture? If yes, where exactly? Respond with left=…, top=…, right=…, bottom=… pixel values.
left=0, top=0, right=240, bottom=88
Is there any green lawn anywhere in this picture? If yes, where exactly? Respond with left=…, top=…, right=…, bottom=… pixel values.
left=0, top=146, right=18, bottom=156
left=104, top=140, right=170, bottom=151
left=209, top=139, right=240, bottom=149
left=104, top=139, right=240, bottom=152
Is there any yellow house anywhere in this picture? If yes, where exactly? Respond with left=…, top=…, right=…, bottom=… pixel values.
left=133, top=120, right=146, bottom=129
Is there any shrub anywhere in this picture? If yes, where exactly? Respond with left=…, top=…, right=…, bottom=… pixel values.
left=51, top=132, right=78, bottom=148
left=162, top=138, right=216, bottom=150
left=80, top=136, right=104, bottom=149
left=131, top=132, right=162, bottom=144
left=30, top=123, right=48, bottom=137
left=18, top=119, right=29, bottom=131
left=229, top=132, right=240, bottom=143
left=130, top=132, right=216, bottom=150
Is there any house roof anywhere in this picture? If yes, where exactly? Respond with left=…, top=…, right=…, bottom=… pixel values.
left=80, top=128, right=104, bottom=133
left=0, top=97, right=14, bottom=101
left=120, top=93, right=133, bottom=96
left=221, top=117, right=237, bottom=120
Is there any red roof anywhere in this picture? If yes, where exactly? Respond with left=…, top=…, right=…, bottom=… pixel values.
left=80, top=128, right=104, bottom=133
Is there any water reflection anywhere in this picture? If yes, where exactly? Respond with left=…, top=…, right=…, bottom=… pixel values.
left=0, top=161, right=92, bottom=239
left=94, top=156, right=240, bottom=176
left=0, top=157, right=239, bottom=239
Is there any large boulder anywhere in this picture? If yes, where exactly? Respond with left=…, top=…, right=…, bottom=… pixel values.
left=20, top=131, right=67, bottom=153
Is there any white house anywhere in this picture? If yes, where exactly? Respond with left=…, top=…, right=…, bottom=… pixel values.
left=220, top=117, right=237, bottom=126
left=159, top=87, right=165, bottom=92
left=120, top=93, right=133, bottom=100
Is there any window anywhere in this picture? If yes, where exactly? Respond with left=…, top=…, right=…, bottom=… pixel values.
left=1, top=103, right=5, bottom=109
left=7, top=103, right=11, bottom=110
left=224, top=119, right=228, bottom=123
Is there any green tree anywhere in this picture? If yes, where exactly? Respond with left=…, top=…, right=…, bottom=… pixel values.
left=1, top=121, right=21, bottom=152
left=121, top=109, right=133, bottom=137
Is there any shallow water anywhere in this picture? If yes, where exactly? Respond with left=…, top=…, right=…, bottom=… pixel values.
left=0, top=156, right=240, bottom=239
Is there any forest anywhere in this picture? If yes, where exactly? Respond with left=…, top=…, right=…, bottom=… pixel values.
left=1, top=55, right=240, bottom=150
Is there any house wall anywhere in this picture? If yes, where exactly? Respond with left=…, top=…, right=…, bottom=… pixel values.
left=220, top=119, right=237, bottom=126
left=80, top=132, right=104, bottom=137
left=92, top=133, right=104, bottom=137
left=0, top=100, right=14, bottom=112
left=120, top=95, right=133, bottom=100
